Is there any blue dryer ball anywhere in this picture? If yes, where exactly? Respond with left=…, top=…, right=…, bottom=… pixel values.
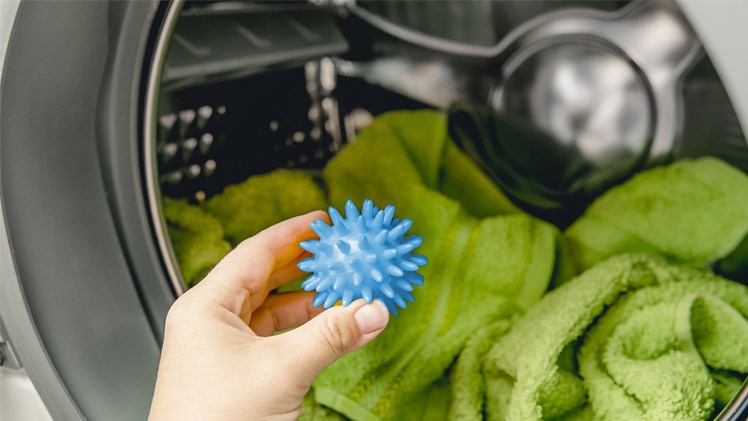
left=298, top=199, right=427, bottom=315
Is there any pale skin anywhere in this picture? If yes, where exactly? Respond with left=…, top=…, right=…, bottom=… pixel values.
left=149, top=211, right=390, bottom=420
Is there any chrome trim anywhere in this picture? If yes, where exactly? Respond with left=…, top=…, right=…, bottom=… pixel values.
left=717, top=379, right=748, bottom=421
left=143, top=0, right=187, bottom=296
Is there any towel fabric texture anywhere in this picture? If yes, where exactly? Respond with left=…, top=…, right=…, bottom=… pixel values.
left=483, top=255, right=748, bottom=421
left=162, top=198, right=232, bottom=286
left=162, top=109, right=748, bottom=420
left=314, top=115, right=748, bottom=420
left=450, top=320, right=512, bottom=420
left=301, top=392, right=346, bottom=421
left=204, top=169, right=327, bottom=245
left=314, top=110, right=559, bottom=420
left=565, top=158, right=748, bottom=271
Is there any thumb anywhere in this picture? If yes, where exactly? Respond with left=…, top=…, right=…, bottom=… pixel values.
left=274, top=299, right=389, bottom=386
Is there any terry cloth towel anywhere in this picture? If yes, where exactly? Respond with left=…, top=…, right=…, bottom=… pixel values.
left=483, top=254, right=748, bottom=421
left=204, top=169, right=327, bottom=245
left=565, top=158, right=748, bottom=271
left=314, top=110, right=560, bottom=420
left=449, top=320, right=512, bottom=420
left=301, top=391, right=346, bottom=421
left=162, top=198, right=232, bottom=286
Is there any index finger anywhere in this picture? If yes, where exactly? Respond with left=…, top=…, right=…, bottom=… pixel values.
left=193, top=210, right=329, bottom=317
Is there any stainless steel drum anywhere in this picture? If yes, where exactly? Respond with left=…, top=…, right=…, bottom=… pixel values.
left=1, top=1, right=746, bottom=419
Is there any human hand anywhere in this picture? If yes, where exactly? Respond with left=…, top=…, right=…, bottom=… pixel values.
left=149, top=211, right=390, bottom=420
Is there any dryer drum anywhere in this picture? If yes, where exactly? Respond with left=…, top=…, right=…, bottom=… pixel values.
left=1, top=1, right=746, bottom=420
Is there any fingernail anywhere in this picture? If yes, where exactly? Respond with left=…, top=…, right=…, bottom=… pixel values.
left=354, top=301, right=389, bottom=334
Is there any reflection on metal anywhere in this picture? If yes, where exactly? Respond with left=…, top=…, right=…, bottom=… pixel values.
left=335, top=57, right=470, bottom=109
left=306, top=58, right=343, bottom=151
left=495, top=1, right=701, bottom=165
left=344, top=107, right=375, bottom=142
left=499, top=43, right=651, bottom=160
left=144, top=0, right=188, bottom=295
left=348, top=1, right=699, bottom=161
left=343, top=1, right=703, bottom=211
left=493, top=41, right=654, bottom=201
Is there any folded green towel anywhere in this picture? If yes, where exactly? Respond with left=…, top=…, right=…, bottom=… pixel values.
left=450, top=320, right=512, bottom=420
left=323, top=110, right=520, bottom=220
left=301, top=391, right=346, bottom=421
left=565, top=158, right=748, bottom=271
left=204, top=169, right=327, bottom=245
left=162, top=198, right=232, bottom=286
left=163, top=109, right=748, bottom=420
left=391, top=376, right=452, bottom=420
left=483, top=254, right=748, bottom=421
left=315, top=110, right=559, bottom=420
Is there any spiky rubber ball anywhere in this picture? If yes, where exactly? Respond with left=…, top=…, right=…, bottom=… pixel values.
left=298, top=199, right=427, bottom=315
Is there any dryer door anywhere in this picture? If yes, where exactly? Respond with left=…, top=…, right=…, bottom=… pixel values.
left=0, top=2, right=175, bottom=420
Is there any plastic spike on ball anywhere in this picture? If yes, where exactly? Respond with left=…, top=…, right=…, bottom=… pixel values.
left=298, top=199, right=427, bottom=315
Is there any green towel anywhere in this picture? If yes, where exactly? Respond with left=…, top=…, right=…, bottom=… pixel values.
left=301, top=391, right=346, bottom=421
left=163, top=109, right=748, bottom=420
left=449, top=320, right=512, bottom=420
left=565, top=158, right=748, bottom=271
left=323, top=110, right=520, bottom=219
left=314, top=110, right=559, bottom=420
left=162, top=198, right=232, bottom=286
left=483, top=254, right=748, bottom=421
left=204, top=169, right=327, bottom=245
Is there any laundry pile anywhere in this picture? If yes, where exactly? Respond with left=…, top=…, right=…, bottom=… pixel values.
left=163, top=110, right=748, bottom=420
